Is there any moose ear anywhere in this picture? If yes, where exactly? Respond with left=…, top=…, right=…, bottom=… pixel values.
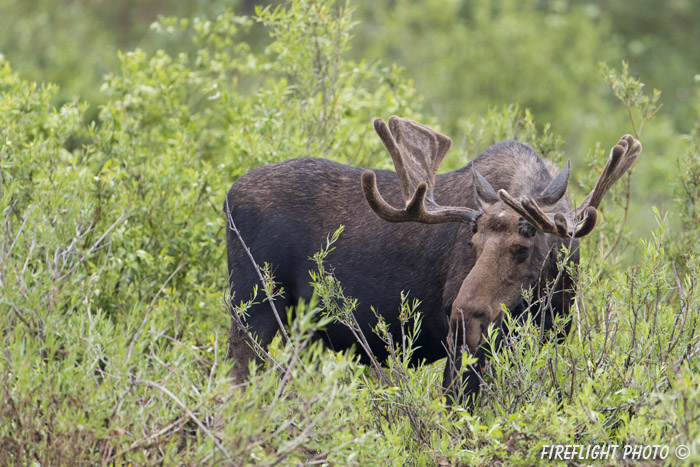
left=537, top=160, right=570, bottom=206
left=473, top=170, right=499, bottom=209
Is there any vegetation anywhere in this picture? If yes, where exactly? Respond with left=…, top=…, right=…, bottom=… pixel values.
left=1, top=0, right=698, bottom=464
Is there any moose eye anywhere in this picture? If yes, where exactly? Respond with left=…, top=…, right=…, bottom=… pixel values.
left=513, top=246, right=530, bottom=263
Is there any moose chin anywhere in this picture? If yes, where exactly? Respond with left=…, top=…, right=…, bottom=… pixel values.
left=224, top=116, right=642, bottom=406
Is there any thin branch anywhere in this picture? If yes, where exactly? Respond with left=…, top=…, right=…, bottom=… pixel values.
left=225, top=197, right=289, bottom=341
left=135, top=379, right=234, bottom=464
left=124, top=259, right=187, bottom=365
left=55, top=210, right=129, bottom=283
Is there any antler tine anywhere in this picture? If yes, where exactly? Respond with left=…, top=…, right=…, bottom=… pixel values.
left=521, top=196, right=570, bottom=237
left=571, top=206, right=597, bottom=238
left=499, top=189, right=597, bottom=238
left=499, top=189, right=564, bottom=235
left=499, top=134, right=640, bottom=239
left=577, top=134, right=642, bottom=216
left=362, top=170, right=476, bottom=224
left=362, top=117, right=478, bottom=225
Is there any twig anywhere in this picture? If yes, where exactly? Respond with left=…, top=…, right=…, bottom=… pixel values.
left=270, top=333, right=312, bottom=408
left=135, top=379, right=234, bottom=464
left=5, top=202, right=33, bottom=260
left=207, top=330, right=219, bottom=394
left=603, top=171, right=632, bottom=261
left=124, top=259, right=187, bottom=365
left=227, top=295, right=285, bottom=374
left=55, top=210, right=128, bottom=283
left=225, top=197, right=289, bottom=342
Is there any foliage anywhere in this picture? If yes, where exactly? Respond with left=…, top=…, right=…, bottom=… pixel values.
left=1, top=0, right=700, bottom=465
left=0, top=0, right=236, bottom=117
left=353, top=0, right=615, bottom=140
left=672, top=89, right=700, bottom=261
left=350, top=0, right=694, bottom=244
left=1, top=1, right=416, bottom=463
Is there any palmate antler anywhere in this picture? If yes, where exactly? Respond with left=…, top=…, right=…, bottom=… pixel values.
left=361, top=117, right=479, bottom=224
left=498, top=134, right=642, bottom=238
left=363, top=117, right=642, bottom=238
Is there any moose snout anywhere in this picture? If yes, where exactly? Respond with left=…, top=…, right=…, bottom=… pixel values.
left=450, top=302, right=499, bottom=354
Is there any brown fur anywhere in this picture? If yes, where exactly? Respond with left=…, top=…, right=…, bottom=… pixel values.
left=225, top=117, right=640, bottom=406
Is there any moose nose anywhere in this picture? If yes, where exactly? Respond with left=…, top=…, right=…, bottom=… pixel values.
left=451, top=302, right=497, bottom=354
left=479, top=318, right=488, bottom=336
left=473, top=313, right=493, bottom=351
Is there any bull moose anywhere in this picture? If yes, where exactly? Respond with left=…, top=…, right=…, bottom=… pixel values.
left=224, top=116, right=641, bottom=404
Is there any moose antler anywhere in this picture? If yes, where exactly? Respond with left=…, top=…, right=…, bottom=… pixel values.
left=498, top=134, right=642, bottom=238
left=362, top=116, right=478, bottom=224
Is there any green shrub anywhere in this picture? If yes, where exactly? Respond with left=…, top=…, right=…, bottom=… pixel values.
left=1, top=1, right=699, bottom=465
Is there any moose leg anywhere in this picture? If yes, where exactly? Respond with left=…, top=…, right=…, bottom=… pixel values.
left=227, top=299, right=288, bottom=384
left=442, top=348, right=461, bottom=405
left=463, top=349, right=486, bottom=408
left=227, top=316, right=260, bottom=384
left=442, top=308, right=489, bottom=409
left=442, top=344, right=486, bottom=408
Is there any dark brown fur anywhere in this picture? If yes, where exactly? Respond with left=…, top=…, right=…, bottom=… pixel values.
left=225, top=141, right=578, bottom=404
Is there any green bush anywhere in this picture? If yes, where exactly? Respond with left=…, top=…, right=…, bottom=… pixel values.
left=1, top=0, right=699, bottom=465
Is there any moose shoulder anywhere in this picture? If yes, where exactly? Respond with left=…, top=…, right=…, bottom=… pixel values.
left=224, top=116, right=642, bottom=404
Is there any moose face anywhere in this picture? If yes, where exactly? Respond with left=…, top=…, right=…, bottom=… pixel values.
left=452, top=204, right=540, bottom=354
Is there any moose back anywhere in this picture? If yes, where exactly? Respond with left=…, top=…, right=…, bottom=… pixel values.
left=224, top=116, right=641, bottom=403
